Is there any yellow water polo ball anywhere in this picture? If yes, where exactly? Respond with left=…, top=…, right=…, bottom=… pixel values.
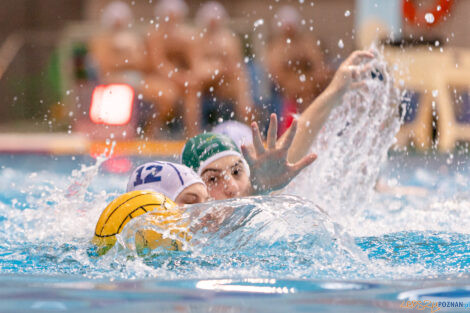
left=91, top=190, right=189, bottom=256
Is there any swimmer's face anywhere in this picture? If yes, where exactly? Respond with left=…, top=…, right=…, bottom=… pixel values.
left=200, top=156, right=251, bottom=200
left=175, top=183, right=209, bottom=205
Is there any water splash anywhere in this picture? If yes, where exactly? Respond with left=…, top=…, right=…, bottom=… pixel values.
left=285, top=49, right=403, bottom=227
left=65, top=141, right=115, bottom=201
left=117, top=195, right=375, bottom=279
left=3, top=50, right=470, bottom=281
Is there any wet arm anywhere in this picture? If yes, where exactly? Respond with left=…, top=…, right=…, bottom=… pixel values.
left=284, top=86, right=343, bottom=163
left=284, top=50, right=375, bottom=163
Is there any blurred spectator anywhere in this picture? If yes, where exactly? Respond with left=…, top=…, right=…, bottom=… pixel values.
left=145, top=0, right=200, bottom=137
left=89, top=1, right=146, bottom=89
left=194, top=1, right=255, bottom=128
left=266, top=5, right=331, bottom=135
left=211, top=120, right=253, bottom=149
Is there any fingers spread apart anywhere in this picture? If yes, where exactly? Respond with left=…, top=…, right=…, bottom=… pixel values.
left=280, top=118, right=298, bottom=151
left=250, top=122, right=265, bottom=155
left=266, top=113, right=278, bottom=150
left=291, top=153, right=317, bottom=174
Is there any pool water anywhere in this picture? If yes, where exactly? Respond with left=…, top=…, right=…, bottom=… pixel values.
left=2, top=154, right=470, bottom=312
left=3, top=56, right=470, bottom=312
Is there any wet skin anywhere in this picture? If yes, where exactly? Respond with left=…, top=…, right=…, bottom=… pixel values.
left=174, top=182, right=210, bottom=205
left=200, top=156, right=251, bottom=201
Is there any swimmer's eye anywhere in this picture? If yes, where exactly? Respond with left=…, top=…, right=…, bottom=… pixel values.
left=232, top=166, right=243, bottom=176
left=207, top=176, right=218, bottom=184
left=181, top=195, right=198, bottom=204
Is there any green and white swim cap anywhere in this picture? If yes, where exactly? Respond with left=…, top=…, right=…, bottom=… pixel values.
left=181, top=132, right=247, bottom=175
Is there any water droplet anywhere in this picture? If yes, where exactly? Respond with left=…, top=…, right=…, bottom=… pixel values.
left=137, top=94, right=143, bottom=100
left=338, top=39, right=344, bottom=49
left=286, top=38, right=291, bottom=44
left=446, top=154, right=454, bottom=165
left=432, top=90, right=439, bottom=98
left=344, top=10, right=351, bottom=17
left=299, top=74, right=306, bottom=82
left=253, top=19, right=264, bottom=28
left=425, top=13, right=435, bottom=24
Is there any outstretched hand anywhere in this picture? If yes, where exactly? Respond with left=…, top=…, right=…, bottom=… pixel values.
left=241, top=113, right=317, bottom=194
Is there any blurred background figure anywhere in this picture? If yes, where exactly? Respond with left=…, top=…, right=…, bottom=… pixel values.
left=266, top=5, right=331, bottom=135
left=193, top=1, right=255, bottom=130
left=4, top=0, right=469, bottom=154
left=89, top=1, right=146, bottom=90
left=144, top=0, right=200, bottom=137
left=211, top=120, right=253, bottom=149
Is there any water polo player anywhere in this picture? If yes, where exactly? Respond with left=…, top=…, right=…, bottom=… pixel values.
left=127, top=161, right=209, bottom=205
left=182, top=113, right=317, bottom=200
left=182, top=49, right=378, bottom=200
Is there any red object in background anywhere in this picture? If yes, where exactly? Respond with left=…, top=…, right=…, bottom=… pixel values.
left=90, top=84, right=134, bottom=125
left=403, top=0, right=453, bottom=27
left=278, top=99, right=297, bottom=137
left=102, top=157, right=133, bottom=174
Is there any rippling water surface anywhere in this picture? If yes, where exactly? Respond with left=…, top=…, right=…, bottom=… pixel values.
left=2, top=54, right=470, bottom=312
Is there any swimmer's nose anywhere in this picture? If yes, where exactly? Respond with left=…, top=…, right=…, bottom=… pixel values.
left=223, top=177, right=239, bottom=198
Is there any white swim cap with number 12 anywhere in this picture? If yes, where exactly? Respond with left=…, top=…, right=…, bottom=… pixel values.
left=126, top=161, right=204, bottom=201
